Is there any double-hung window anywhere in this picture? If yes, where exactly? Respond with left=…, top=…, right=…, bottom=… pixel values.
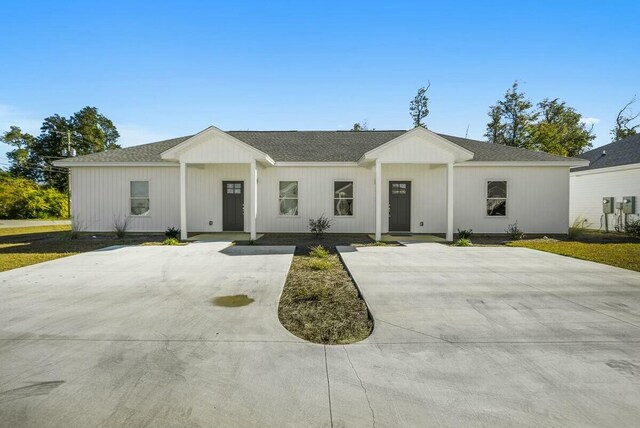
left=130, top=181, right=150, bottom=216
left=486, top=180, right=507, bottom=216
left=279, top=181, right=298, bottom=215
left=334, top=181, right=354, bottom=216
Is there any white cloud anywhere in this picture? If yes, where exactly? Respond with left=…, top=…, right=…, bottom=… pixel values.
left=581, top=117, right=600, bottom=126
left=113, top=124, right=172, bottom=147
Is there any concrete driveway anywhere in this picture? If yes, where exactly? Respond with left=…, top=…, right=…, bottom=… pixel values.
left=337, top=243, right=640, bottom=426
left=0, top=242, right=338, bottom=427
left=2, top=241, right=640, bottom=427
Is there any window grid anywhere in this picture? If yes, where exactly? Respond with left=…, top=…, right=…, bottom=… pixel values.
left=486, top=180, right=507, bottom=217
left=334, top=181, right=354, bottom=216
left=279, top=181, right=299, bottom=216
left=130, top=181, right=150, bottom=216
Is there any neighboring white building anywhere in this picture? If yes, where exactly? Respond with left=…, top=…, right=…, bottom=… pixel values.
left=570, top=134, right=640, bottom=230
left=54, top=126, right=587, bottom=240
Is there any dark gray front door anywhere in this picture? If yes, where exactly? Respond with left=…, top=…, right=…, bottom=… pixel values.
left=223, top=181, right=244, bottom=231
left=389, top=181, right=411, bottom=232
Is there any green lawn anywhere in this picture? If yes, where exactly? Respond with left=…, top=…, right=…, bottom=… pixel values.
left=0, top=225, right=162, bottom=272
left=508, top=240, right=640, bottom=272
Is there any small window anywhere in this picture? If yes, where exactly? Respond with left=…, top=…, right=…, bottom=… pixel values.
left=279, top=181, right=298, bottom=215
left=130, top=181, right=150, bottom=216
left=334, top=181, right=353, bottom=216
left=487, top=181, right=507, bottom=216
left=226, top=183, right=242, bottom=194
left=391, top=183, right=407, bottom=195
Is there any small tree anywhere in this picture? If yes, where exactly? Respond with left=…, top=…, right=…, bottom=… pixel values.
left=611, top=96, right=639, bottom=142
left=485, top=81, right=537, bottom=149
left=409, top=82, right=431, bottom=127
left=351, top=120, right=369, bottom=131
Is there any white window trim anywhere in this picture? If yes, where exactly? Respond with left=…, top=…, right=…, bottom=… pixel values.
left=485, top=179, right=508, bottom=218
left=333, top=180, right=354, bottom=218
left=130, top=180, right=150, bottom=217
left=278, top=180, right=300, bottom=217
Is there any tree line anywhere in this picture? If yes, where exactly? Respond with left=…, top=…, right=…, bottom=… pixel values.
left=353, top=82, right=638, bottom=158
left=0, top=106, right=119, bottom=219
left=1, top=106, right=120, bottom=192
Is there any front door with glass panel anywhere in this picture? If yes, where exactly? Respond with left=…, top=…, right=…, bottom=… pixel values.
left=389, top=181, right=411, bottom=232
left=223, top=181, right=244, bottom=231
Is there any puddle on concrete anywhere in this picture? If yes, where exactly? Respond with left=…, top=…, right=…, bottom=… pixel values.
left=211, top=294, right=255, bottom=307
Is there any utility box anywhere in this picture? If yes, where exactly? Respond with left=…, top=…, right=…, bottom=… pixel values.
left=622, top=196, right=636, bottom=214
left=602, top=197, right=614, bottom=214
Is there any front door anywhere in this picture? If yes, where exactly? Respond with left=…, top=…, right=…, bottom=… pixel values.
left=223, top=181, right=244, bottom=231
left=389, top=181, right=411, bottom=232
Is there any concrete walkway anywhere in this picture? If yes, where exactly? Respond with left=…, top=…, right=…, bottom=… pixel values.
left=337, top=243, right=640, bottom=426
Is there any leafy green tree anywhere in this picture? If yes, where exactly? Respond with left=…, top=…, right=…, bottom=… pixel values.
left=611, top=96, right=639, bottom=142
left=486, top=105, right=506, bottom=145
left=529, top=99, right=595, bottom=157
left=409, top=82, right=431, bottom=127
left=485, top=81, right=538, bottom=149
left=1, top=126, right=39, bottom=181
left=1, top=106, right=120, bottom=191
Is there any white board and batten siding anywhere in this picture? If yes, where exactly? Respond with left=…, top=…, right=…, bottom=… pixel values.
left=257, top=166, right=375, bottom=233
left=455, top=166, right=570, bottom=234
left=570, top=165, right=640, bottom=229
left=71, top=163, right=571, bottom=235
left=71, top=166, right=180, bottom=232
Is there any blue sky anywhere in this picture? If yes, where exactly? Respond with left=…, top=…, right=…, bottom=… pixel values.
left=1, top=0, right=638, bottom=162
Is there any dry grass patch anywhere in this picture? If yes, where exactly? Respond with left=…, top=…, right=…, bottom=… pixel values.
left=508, top=240, right=640, bottom=272
left=278, top=254, right=372, bottom=344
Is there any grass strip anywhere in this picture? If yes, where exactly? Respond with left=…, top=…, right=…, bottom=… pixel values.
left=278, top=254, right=373, bottom=344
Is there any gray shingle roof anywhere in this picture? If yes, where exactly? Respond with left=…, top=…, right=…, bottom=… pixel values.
left=58, top=130, right=584, bottom=164
left=572, top=134, right=640, bottom=172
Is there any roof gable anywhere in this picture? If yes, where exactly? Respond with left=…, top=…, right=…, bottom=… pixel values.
left=361, top=127, right=474, bottom=163
left=160, top=126, right=273, bottom=164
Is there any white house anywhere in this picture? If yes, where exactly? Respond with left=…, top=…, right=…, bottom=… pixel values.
left=570, top=134, right=640, bottom=230
left=54, top=126, right=588, bottom=241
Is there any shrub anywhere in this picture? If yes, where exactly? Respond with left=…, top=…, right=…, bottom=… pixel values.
left=309, top=244, right=329, bottom=258
left=568, top=216, right=588, bottom=239
left=373, top=240, right=387, bottom=246
left=162, top=237, right=180, bottom=245
left=505, top=221, right=525, bottom=240
left=309, top=214, right=332, bottom=238
left=454, top=238, right=472, bottom=247
left=113, top=215, right=131, bottom=239
left=165, top=226, right=181, bottom=239
left=308, top=258, right=333, bottom=271
left=625, top=218, right=640, bottom=238
left=457, top=228, right=473, bottom=239
left=0, top=175, right=68, bottom=219
left=69, top=216, right=84, bottom=239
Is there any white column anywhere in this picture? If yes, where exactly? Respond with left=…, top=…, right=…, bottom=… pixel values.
left=375, top=160, right=382, bottom=241
left=180, top=161, right=187, bottom=240
left=446, top=162, right=454, bottom=241
left=250, top=159, right=257, bottom=240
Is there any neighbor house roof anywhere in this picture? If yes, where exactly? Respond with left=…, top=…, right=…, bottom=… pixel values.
left=572, top=134, right=640, bottom=172
left=56, top=129, right=585, bottom=164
